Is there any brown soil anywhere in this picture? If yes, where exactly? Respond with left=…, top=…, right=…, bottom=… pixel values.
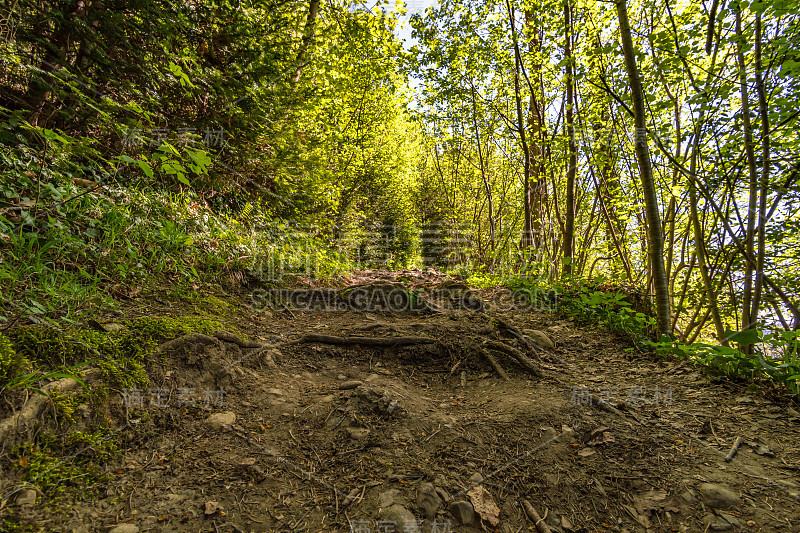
left=2, top=270, right=800, bottom=533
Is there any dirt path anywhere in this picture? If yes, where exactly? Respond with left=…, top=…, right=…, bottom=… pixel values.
left=4, top=271, right=800, bottom=532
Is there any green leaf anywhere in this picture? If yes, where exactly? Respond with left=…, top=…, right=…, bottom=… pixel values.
left=725, top=328, right=760, bottom=345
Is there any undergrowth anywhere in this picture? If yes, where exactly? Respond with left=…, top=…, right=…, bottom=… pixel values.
left=462, top=266, right=800, bottom=399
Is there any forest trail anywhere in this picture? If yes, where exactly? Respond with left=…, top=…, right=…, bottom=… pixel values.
left=5, top=270, right=800, bottom=533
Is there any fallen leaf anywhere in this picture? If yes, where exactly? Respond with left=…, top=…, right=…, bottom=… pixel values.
left=467, top=485, right=500, bottom=527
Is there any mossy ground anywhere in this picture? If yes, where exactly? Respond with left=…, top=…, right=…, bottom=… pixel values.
left=4, top=314, right=236, bottom=390
left=0, top=310, right=243, bottom=528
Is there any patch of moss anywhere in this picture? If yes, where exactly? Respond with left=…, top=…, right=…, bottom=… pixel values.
left=7, top=315, right=234, bottom=389
left=192, top=294, right=235, bottom=316
left=125, top=315, right=229, bottom=344
left=12, top=428, right=117, bottom=505
left=0, top=333, right=29, bottom=385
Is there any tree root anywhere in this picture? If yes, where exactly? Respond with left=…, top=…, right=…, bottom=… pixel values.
left=522, top=499, right=552, bottom=533
left=0, top=369, right=100, bottom=445
left=483, top=340, right=544, bottom=378
left=289, top=334, right=436, bottom=347
left=478, top=348, right=510, bottom=381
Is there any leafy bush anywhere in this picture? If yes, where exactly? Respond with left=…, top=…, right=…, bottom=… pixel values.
left=652, top=329, right=800, bottom=396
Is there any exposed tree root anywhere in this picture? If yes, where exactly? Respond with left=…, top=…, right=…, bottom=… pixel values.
left=483, top=340, right=545, bottom=378
left=289, top=334, right=436, bottom=347
left=0, top=370, right=99, bottom=445
left=478, top=348, right=510, bottom=381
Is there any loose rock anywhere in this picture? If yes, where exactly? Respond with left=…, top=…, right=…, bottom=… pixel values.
left=108, top=525, right=139, bottom=533
left=15, top=489, right=36, bottom=506
left=417, top=483, right=442, bottom=519
left=380, top=504, right=418, bottom=533
left=468, top=472, right=484, bottom=484
left=524, top=329, right=555, bottom=348
left=698, top=483, right=740, bottom=509
left=345, top=427, right=370, bottom=439
left=379, top=489, right=400, bottom=509
left=205, top=411, right=236, bottom=430
left=448, top=500, right=475, bottom=525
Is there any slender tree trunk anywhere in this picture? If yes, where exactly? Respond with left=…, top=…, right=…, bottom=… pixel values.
left=735, top=4, right=759, bottom=351
left=685, top=25, right=728, bottom=344
left=506, top=0, right=534, bottom=251
left=525, top=12, right=547, bottom=254
left=751, top=11, right=770, bottom=336
left=562, top=0, right=577, bottom=276
left=615, top=0, right=672, bottom=336
left=292, top=0, right=321, bottom=82
left=470, top=78, right=495, bottom=251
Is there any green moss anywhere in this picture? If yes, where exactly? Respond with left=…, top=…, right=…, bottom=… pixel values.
left=7, top=315, right=233, bottom=389
left=193, top=294, right=234, bottom=316
left=125, top=315, right=228, bottom=344
left=0, top=333, right=29, bottom=385
left=12, top=428, right=117, bottom=504
left=49, top=389, right=81, bottom=424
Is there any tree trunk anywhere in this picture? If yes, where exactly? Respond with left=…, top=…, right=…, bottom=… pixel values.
left=292, top=0, right=321, bottom=82
left=615, top=0, right=672, bottom=336
left=562, top=0, right=577, bottom=276
left=506, top=0, right=534, bottom=251
left=735, top=4, right=760, bottom=352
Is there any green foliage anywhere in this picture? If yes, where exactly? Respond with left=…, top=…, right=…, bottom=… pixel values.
left=651, top=330, right=800, bottom=397
left=556, top=282, right=657, bottom=345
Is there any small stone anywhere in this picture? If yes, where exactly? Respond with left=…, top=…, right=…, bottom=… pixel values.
left=698, top=483, right=740, bottom=509
left=468, top=472, right=484, bottom=484
left=524, top=329, right=555, bottom=348
left=379, top=489, right=400, bottom=508
left=345, top=427, right=370, bottom=439
left=705, top=512, right=732, bottom=531
left=108, top=525, right=139, bottom=533
left=204, top=501, right=220, bottom=515
left=448, top=500, right=475, bottom=525
left=417, top=483, right=442, bottom=519
left=541, top=426, right=558, bottom=442
left=339, top=380, right=363, bottom=390
left=380, top=505, right=418, bottom=533
left=325, top=416, right=344, bottom=428
left=435, top=487, right=451, bottom=503
left=718, top=513, right=742, bottom=528
left=337, top=374, right=347, bottom=380
left=319, top=395, right=336, bottom=403
left=205, top=411, right=236, bottom=430
left=15, top=489, right=36, bottom=506
left=680, top=490, right=698, bottom=504
left=366, top=374, right=380, bottom=382
left=266, top=388, right=284, bottom=396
